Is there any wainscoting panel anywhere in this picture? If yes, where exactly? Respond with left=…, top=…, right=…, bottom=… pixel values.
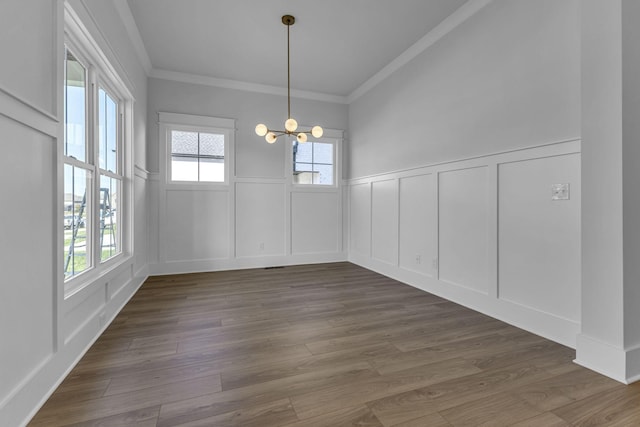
left=399, top=173, right=436, bottom=276
left=236, top=182, right=286, bottom=258
left=291, top=191, right=340, bottom=255
left=0, top=115, right=55, bottom=408
left=371, top=179, right=399, bottom=266
left=165, top=190, right=230, bottom=262
left=349, top=183, right=372, bottom=258
left=498, top=153, right=581, bottom=322
left=438, top=166, right=490, bottom=295
left=347, top=140, right=581, bottom=348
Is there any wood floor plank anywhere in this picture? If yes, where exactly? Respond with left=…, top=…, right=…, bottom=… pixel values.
left=290, top=357, right=482, bottom=420
left=29, top=262, right=640, bottom=427
left=439, top=392, right=543, bottom=426
left=282, top=405, right=383, bottom=427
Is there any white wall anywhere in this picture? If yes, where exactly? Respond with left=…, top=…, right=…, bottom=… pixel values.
left=147, top=78, right=349, bottom=274
left=0, top=1, right=149, bottom=425
left=348, top=0, right=579, bottom=179
left=347, top=0, right=582, bottom=348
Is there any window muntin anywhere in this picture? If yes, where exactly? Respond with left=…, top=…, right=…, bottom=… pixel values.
left=293, top=140, right=334, bottom=185
left=170, top=130, right=225, bottom=182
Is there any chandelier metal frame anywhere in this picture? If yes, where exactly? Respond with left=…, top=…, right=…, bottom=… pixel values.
left=255, top=15, right=323, bottom=144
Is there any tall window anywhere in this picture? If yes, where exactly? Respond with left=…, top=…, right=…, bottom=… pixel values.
left=293, top=139, right=335, bottom=185
left=63, top=48, right=92, bottom=278
left=63, top=42, right=128, bottom=284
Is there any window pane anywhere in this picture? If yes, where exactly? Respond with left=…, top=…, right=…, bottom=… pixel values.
left=171, top=157, right=199, bottom=181
left=200, top=133, right=224, bottom=157
left=64, top=164, right=91, bottom=279
left=313, top=142, right=333, bottom=164
left=99, top=88, right=118, bottom=172
left=200, top=158, right=224, bottom=182
left=64, top=49, right=86, bottom=161
left=313, top=163, right=333, bottom=185
left=293, top=141, right=312, bottom=163
left=171, top=131, right=198, bottom=155
left=100, top=175, right=120, bottom=261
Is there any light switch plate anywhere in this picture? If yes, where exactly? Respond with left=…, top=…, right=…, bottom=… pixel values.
left=551, top=183, right=570, bottom=200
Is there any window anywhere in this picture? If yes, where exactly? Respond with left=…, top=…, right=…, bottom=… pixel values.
left=293, top=139, right=335, bottom=185
left=63, top=37, right=130, bottom=285
left=170, top=130, right=225, bottom=182
left=160, top=113, right=234, bottom=185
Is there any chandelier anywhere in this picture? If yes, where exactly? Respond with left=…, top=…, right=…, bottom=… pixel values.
left=255, top=15, right=323, bottom=144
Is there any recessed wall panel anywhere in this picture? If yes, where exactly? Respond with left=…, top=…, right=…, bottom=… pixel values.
left=372, top=180, right=399, bottom=265
left=235, top=182, right=285, bottom=257
left=0, top=116, right=54, bottom=404
left=0, top=0, right=55, bottom=113
left=399, top=174, right=435, bottom=275
left=498, top=154, right=580, bottom=321
left=439, top=167, right=489, bottom=293
left=165, top=190, right=230, bottom=261
left=349, top=183, right=371, bottom=257
left=291, top=192, right=339, bottom=254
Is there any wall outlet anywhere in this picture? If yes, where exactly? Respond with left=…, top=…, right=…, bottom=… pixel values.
left=551, top=183, right=570, bottom=200
left=432, top=258, right=438, bottom=270
left=415, top=254, right=421, bottom=264
left=259, top=242, right=265, bottom=250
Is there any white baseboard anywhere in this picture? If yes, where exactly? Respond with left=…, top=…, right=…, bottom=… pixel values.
left=149, top=252, right=347, bottom=276
left=349, top=252, right=580, bottom=349
left=575, top=335, right=640, bottom=384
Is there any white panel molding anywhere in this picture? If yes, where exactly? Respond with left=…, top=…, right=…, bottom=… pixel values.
left=0, top=88, right=58, bottom=137
left=134, top=164, right=150, bottom=179
left=150, top=68, right=348, bottom=105
left=347, top=139, right=582, bottom=348
left=347, top=138, right=581, bottom=185
left=348, top=0, right=495, bottom=103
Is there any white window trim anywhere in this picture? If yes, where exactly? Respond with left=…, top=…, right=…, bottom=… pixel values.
left=63, top=3, right=134, bottom=297
left=159, top=112, right=236, bottom=188
left=289, top=127, right=343, bottom=190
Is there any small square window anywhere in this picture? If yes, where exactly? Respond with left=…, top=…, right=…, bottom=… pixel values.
left=170, top=130, right=225, bottom=182
left=293, top=140, right=334, bottom=185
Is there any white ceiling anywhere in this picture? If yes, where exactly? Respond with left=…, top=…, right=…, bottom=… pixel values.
left=126, top=0, right=469, bottom=98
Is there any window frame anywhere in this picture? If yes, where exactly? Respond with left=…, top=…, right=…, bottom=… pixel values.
left=289, top=128, right=342, bottom=189
left=62, top=8, right=134, bottom=296
left=159, top=112, right=235, bottom=188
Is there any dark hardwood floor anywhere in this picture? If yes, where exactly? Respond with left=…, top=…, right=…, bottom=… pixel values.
left=30, top=263, right=640, bottom=426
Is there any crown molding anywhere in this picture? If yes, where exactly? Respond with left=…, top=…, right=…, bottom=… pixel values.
left=149, top=68, right=349, bottom=105
left=112, top=0, right=153, bottom=75
left=347, top=0, right=494, bottom=103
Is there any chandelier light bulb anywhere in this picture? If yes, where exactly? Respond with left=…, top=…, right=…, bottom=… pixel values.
left=265, top=132, right=277, bottom=144
left=311, top=126, right=324, bottom=138
left=297, top=132, right=308, bottom=143
left=255, top=123, right=268, bottom=137
left=285, top=118, right=298, bottom=132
